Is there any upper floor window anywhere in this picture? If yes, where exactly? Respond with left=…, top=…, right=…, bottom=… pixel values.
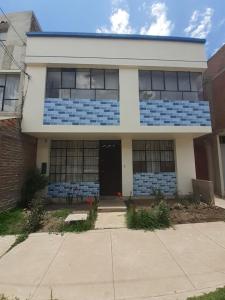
left=139, top=70, right=203, bottom=101
left=46, top=68, right=119, bottom=100
left=0, top=74, right=20, bottom=112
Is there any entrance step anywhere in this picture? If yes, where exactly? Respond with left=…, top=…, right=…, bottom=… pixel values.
left=98, top=198, right=127, bottom=213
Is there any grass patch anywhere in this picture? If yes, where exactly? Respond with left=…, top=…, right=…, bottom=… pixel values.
left=51, top=209, right=72, bottom=219
left=61, top=204, right=98, bottom=233
left=127, top=201, right=171, bottom=230
left=0, top=209, right=26, bottom=235
left=187, top=286, right=225, bottom=299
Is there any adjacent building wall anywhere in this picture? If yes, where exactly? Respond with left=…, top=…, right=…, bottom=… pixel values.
left=0, top=118, right=37, bottom=211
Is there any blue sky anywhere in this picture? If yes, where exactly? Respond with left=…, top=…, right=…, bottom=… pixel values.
left=2, top=0, right=225, bottom=58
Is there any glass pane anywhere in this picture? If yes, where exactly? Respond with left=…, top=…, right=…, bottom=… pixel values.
left=59, top=89, right=70, bottom=99
left=183, top=92, right=198, bottom=100
left=0, top=87, right=3, bottom=101
left=84, top=149, right=99, bottom=156
left=105, top=70, right=119, bottom=90
left=139, top=70, right=151, bottom=90
left=161, top=91, right=182, bottom=100
left=76, top=70, right=90, bottom=89
left=133, top=151, right=145, bottom=161
left=146, top=151, right=160, bottom=161
left=160, top=151, right=174, bottom=161
left=46, top=70, right=61, bottom=88
left=84, top=164, right=98, bottom=173
left=71, top=89, right=95, bottom=99
left=146, top=141, right=160, bottom=150
left=160, top=140, right=174, bottom=150
left=190, top=73, right=203, bottom=92
left=83, top=174, right=98, bottom=182
left=5, top=75, right=19, bottom=99
left=147, top=162, right=160, bottom=172
left=91, top=69, right=104, bottom=89
left=160, top=161, right=175, bottom=172
left=46, top=88, right=59, bottom=98
left=3, top=100, right=17, bottom=112
left=139, top=90, right=161, bottom=100
left=152, top=71, right=164, bottom=90
left=62, top=71, right=75, bottom=88
left=0, top=74, right=6, bottom=86
left=165, top=72, right=177, bottom=91
left=178, top=72, right=190, bottom=91
left=133, top=161, right=146, bottom=173
left=96, top=90, right=118, bottom=100
left=133, top=141, right=145, bottom=150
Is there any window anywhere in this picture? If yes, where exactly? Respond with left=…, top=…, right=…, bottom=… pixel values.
left=0, top=74, right=20, bottom=112
left=49, top=140, right=99, bottom=183
left=139, top=70, right=203, bottom=100
left=46, top=68, right=119, bottom=100
left=133, top=140, right=175, bottom=173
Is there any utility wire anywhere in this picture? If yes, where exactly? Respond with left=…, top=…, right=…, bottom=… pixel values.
left=0, top=40, right=30, bottom=77
left=0, top=7, right=26, bottom=45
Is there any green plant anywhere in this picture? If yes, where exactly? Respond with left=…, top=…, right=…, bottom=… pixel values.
left=24, top=196, right=45, bottom=233
left=127, top=201, right=170, bottom=230
left=5, top=233, right=29, bottom=254
left=187, top=286, right=225, bottom=299
left=0, top=208, right=26, bottom=235
left=152, top=189, right=165, bottom=203
left=20, top=168, right=48, bottom=208
left=51, top=209, right=72, bottom=219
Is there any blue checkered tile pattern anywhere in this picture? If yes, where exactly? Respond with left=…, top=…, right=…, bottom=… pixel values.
left=133, top=172, right=176, bottom=196
left=48, top=182, right=99, bottom=198
left=140, top=99, right=211, bottom=126
left=43, top=98, right=120, bottom=125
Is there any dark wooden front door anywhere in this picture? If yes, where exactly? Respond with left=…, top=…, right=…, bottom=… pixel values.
left=99, top=140, right=122, bottom=196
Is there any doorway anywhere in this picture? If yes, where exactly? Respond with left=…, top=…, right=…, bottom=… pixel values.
left=99, top=140, right=122, bottom=196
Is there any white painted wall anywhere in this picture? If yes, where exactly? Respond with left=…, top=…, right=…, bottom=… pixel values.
left=175, top=136, right=196, bottom=194
left=36, top=138, right=50, bottom=175
left=26, top=36, right=207, bottom=70
left=121, top=137, right=133, bottom=196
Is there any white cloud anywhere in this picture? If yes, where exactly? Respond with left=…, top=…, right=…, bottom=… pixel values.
left=184, top=8, right=214, bottom=38
left=140, top=2, right=174, bottom=36
left=96, top=8, right=134, bottom=34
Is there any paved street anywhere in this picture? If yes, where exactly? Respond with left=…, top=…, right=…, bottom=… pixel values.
left=1, top=222, right=225, bottom=299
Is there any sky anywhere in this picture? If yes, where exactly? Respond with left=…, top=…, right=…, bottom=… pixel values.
left=2, top=0, right=225, bottom=58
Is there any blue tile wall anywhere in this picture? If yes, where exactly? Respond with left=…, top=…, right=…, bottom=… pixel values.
left=140, top=99, right=211, bottom=126
left=44, top=98, right=120, bottom=125
left=133, top=172, right=176, bottom=196
left=48, top=182, right=99, bottom=198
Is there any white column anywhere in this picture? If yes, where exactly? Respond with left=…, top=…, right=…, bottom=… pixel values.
left=175, top=136, right=196, bottom=195
left=119, top=68, right=139, bottom=131
left=36, top=138, right=50, bottom=175
left=121, top=137, right=133, bottom=197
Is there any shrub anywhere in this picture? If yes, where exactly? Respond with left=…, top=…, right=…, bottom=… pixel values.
left=24, top=195, right=45, bottom=233
left=20, top=168, right=48, bottom=208
left=61, top=197, right=98, bottom=232
left=152, top=189, right=165, bottom=203
left=127, top=200, right=170, bottom=230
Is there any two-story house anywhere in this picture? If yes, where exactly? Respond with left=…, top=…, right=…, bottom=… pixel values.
left=22, top=32, right=211, bottom=200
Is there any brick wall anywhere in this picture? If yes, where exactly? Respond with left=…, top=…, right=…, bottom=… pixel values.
left=0, top=118, right=37, bottom=211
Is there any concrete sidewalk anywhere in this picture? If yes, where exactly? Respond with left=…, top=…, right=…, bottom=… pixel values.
left=1, top=222, right=225, bottom=299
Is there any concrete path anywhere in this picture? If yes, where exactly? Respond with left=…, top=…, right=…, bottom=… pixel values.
left=95, top=212, right=126, bottom=229
left=0, top=235, right=16, bottom=257
left=1, top=223, right=225, bottom=299
left=215, top=197, right=225, bottom=209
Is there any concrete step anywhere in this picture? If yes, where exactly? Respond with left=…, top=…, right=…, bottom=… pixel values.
left=98, top=199, right=127, bottom=213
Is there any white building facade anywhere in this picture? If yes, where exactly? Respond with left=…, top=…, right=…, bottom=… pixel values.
left=22, top=32, right=211, bottom=199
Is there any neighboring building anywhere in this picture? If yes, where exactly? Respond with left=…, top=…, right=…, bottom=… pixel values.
left=0, top=11, right=41, bottom=210
left=22, top=32, right=211, bottom=200
left=195, top=45, right=225, bottom=197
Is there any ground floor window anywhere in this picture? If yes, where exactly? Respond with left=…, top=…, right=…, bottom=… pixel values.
left=49, top=140, right=99, bottom=183
left=133, top=140, right=175, bottom=173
